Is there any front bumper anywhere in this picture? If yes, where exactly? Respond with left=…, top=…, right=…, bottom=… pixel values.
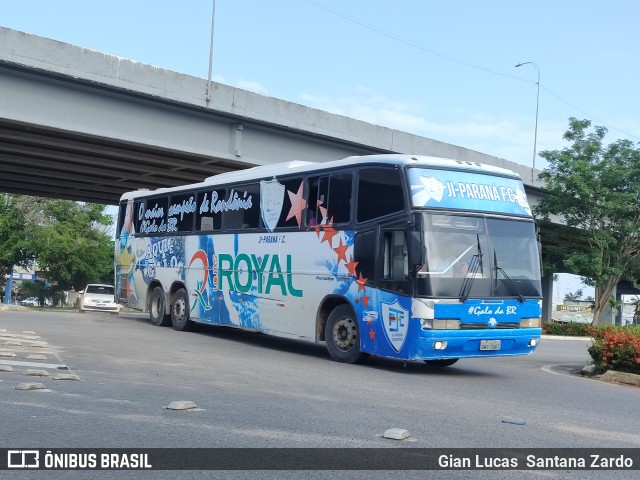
left=408, top=327, right=542, bottom=360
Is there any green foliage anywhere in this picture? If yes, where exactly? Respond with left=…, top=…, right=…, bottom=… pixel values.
left=587, top=326, right=640, bottom=375
left=563, top=288, right=583, bottom=302
left=542, top=321, right=595, bottom=337
left=34, top=200, right=114, bottom=290
left=535, top=118, right=640, bottom=324
left=0, top=195, right=115, bottom=293
left=0, top=195, right=36, bottom=278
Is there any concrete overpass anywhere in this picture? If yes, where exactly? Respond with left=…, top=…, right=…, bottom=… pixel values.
left=0, top=27, right=546, bottom=205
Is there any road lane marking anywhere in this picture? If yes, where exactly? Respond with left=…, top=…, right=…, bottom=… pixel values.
left=0, top=359, right=66, bottom=369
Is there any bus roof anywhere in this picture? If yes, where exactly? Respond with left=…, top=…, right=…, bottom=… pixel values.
left=119, top=154, right=521, bottom=201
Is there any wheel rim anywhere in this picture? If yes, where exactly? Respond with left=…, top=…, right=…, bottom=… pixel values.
left=332, top=315, right=357, bottom=352
left=174, top=296, right=186, bottom=324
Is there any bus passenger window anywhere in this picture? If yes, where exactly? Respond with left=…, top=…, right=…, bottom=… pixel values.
left=307, top=174, right=352, bottom=226
left=196, top=189, right=225, bottom=231
left=357, top=168, right=404, bottom=223
left=276, top=178, right=307, bottom=229
left=168, top=192, right=196, bottom=233
left=137, top=196, right=168, bottom=236
left=224, top=184, right=260, bottom=230
left=353, top=230, right=377, bottom=283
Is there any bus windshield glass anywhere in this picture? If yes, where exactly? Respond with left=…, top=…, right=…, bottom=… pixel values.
left=417, top=213, right=542, bottom=299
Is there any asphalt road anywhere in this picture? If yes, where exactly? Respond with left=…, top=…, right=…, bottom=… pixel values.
left=0, top=308, right=638, bottom=479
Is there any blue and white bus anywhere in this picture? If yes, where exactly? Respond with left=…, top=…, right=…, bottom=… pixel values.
left=115, top=154, right=542, bottom=366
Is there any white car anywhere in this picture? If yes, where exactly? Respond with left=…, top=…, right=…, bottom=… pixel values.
left=79, top=284, right=121, bottom=314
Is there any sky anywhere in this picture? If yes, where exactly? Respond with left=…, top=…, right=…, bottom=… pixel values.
left=3, top=0, right=639, bottom=300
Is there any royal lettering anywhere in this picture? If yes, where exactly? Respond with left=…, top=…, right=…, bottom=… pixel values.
left=216, top=253, right=302, bottom=297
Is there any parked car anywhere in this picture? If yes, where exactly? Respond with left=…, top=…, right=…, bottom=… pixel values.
left=19, top=296, right=52, bottom=307
left=78, top=284, right=121, bottom=314
left=20, top=296, right=39, bottom=306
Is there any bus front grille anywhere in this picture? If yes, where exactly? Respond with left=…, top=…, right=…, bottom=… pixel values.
left=461, top=322, right=520, bottom=329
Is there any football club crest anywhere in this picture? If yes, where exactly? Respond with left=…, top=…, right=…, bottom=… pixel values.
left=381, top=300, right=409, bottom=352
left=260, top=179, right=285, bottom=232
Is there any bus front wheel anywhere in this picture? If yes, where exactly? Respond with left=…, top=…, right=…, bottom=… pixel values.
left=149, top=286, right=171, bottom=327
left=423, top=358, right=459, bottom=367
left=171, top=288, right=194, bottom=331
left=325, top=305, right=366, bottom=364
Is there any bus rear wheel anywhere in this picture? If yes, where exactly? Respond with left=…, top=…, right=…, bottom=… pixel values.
left=325, top=305, right=366, bottom=364
left=149, top=286, right=171, bottom=327
left=171, top=288, right=194, bottom=331
left=423, top=358, right=459, bottom=367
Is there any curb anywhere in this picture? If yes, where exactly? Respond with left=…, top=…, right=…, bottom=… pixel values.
left=541, top=335, right=592, bottom=342
left=599, top=370, right=640, bottom=387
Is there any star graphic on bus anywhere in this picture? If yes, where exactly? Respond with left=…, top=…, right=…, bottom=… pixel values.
left=333, top=237, right=349, bottom=264
left=360, top=293, right=370, bottom=307
left=321, top=219, right=338, bottom=247
left=356, top=272, right=367, bottom=293
left=345, top=255, right=358, bottom=277
left=286, top=181, right=306, bottom=227
left=368, top=328, right=376, bottom=340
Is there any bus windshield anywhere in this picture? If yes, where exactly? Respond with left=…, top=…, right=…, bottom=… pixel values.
left=417, top=213, right=542, bottom=299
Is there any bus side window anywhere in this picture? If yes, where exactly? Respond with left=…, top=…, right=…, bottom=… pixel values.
left=329, top=174, right=352, bottom=224
left=307, top=176, right=328, bottom=225
left=307, top=173, right=352, bottom=225
left=133, top=200, right=144, bottom=234
left=353, top=229, right=377, bottom=285
left=116, top=202, right=127, bottom=237
left=383, top=231, right=408, bottom=280
left=168, top=192, right=196, bottom=233
left=357, top=168, right=405, bottom=223
left=196, top=189, right=225, bottom=231
left=224, top=184, right=260, bottom=230
left=275, top=178, right=306, bottom=229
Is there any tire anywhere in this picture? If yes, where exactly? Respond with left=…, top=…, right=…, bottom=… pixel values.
left=171, top=288, right=194, bottom=331
left=325, top=304, right=365, bottom=364
left=149, top=286, right=171, bottom=326
left=423, top=358, right=459, bottom=367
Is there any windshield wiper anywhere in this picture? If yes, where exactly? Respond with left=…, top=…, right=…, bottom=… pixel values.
left=493, top=251, right=525, bottom=303
left=459, top=234, right=483, bottom=302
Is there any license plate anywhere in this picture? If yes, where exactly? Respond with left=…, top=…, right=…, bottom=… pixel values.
left=96, top=303, right=105, bottom=308
left=480, top=340, right=501, bottom=351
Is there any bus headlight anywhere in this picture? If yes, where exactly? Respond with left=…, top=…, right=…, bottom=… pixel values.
left=433, top=319, right=460, bottom=330
left=520, top=317, right=541, bottom=328
left=433, top=341, right=448, bottom=350
left=421, top=319, right=460, bottom=330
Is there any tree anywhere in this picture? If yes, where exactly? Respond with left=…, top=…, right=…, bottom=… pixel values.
left=0, top=195, right=114, bottom=297
left=563, top=289, right=583, bottom=303
left=535, top=118, right=640, bottom=324
left=0, top=194, right=36, bottom=279
left=32, top=200, right=114, bottom=291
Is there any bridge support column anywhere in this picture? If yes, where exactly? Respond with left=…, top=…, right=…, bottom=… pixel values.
left=540, top=274, right=554, bottom=324
left=615, top=290, right=623, bottom=326
left=3, top=270, right=12, bottom=304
